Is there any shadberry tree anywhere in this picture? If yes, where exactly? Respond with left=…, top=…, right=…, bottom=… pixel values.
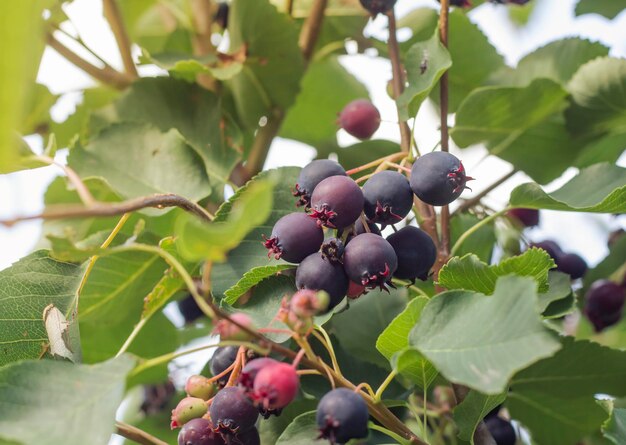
left=0, top=1, right=625, bottom=445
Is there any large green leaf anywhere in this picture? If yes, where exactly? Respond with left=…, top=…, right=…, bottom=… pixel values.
left=575, top=131, right=626, bottom=169
left=69, top=122, right=211, bottom=206
left=331, top=288, right=407, bottom=369
left=175, top=178, right=274, bottom=262
left=113, top=77, right=241, bottom=185
left=0, top=357, right=134, bottom=445
left=259, top=399, right=318, bottom=445
left=565, top=57, right=626, bottom=137
left=280, top=56, right=368, bottom=150
left=575, top=0, right=626, bottom=19
left=438, top=249, right=554, bottom=295
left=211, top=167, right=300, bottom=300
left=0, top=1, right=45, bottom=172
left=410, top=276, right=561, bottom=394
left=276, top=412, right=319, bottom=445
left=376, top=297, right=437, bottom=388
left=397, top=30, right=452, bottom=120
left=0, top=251, right=85, bottom=366
left=509, top=162, right=626, bottom=213
left=493, top=38, right=609, bottom=87
left=454, top=390, right=507, bottom=444
left=227, top=0, right=304, bottom=128
left=508, top=338, right=626, bottom=445
left=223, top=264, right=295, bottom=305
left=602, top=400, right=626, bottom=445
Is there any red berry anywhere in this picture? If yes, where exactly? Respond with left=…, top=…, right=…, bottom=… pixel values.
left=338, top=99, right=381, bottom=140
left=252, top=362, right=300, bottom=410
left=238, top=357, right=276, bottom=390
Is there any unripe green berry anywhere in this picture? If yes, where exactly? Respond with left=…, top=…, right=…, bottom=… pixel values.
left=170, top=396, right=208, bottom=429
left=185, top=375, right=216, bottom=401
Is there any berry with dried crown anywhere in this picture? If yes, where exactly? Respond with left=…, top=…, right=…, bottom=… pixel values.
left=343, top=233, right=398, bottom=291
left=293, top=160, right=346, bottom=208
left=263, top=212, right=324, bottom=263
left=410, top=152, right=473, bottom=206
left=362, top=171, right=413, bottom=226
left=316, top=388, right=369, bottom=444
left=296, top=253, right=349, bottom=309
left=310, top=176, right=364, bottom=230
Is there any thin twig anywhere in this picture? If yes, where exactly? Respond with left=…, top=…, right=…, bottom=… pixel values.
left=299, top=0, right=328, bottom=62
left=115, top=421, right=168, bottom=445
left=47, top=33, right=132, bottom=89
left=103, top=0, right=139, bottom=77
left=35, top=155, right=96, bottom=206
left=0, top=193, right=214, bottom=227
left=452, top=169, right=518, bottom=216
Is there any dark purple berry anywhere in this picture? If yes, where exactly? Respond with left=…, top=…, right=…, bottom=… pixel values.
left=210, top=346, right=238, bottom=386
left=507, top=208, right=539, bottom=227
left=353, top=218, right=381, bottom=236
left=296, top=253, right=349, bottom=309
left=485, top=404, right=502, bottom=420
left=263, top=212, right=324, bottom=263
left=321, top=238, right=345, bottom=263
left=209, top=387, right=259, bottom=435
left=178, top=294, right=204, bottom=324
left=343, top=233, right=398, bottom=291
left=362, top=171, right=413, bottom=226
left=555, top=253, right=587, bottom=279
left=178, top=418, right=225, bottom=445
left=529, top=240, right=563, bottom=263
left=232, top=427, right=260, bottom=445
left=386, top=226, right=436, bottom=281
left=584, top=280, right=625, bottom=332
left=294, top=160, right=346, bottom=208
left=316, top=388, right=369, bottom=444
left=310, top=176, right=364, bottom=230
left=338, top=99, right=381, bottom=139
left=410, top=152, right=473, bottom=206
left=484, top=417, right=516, bottom=445
left=252, top=361, right=299, bottom=410
left=359, top=0, right=397, bottom=16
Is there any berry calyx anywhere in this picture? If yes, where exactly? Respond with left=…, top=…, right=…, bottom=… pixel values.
left=185, top=375, right=217, bottom=401
left=263, top=212, right=324, bottom=263
left=410, top=152, right=474, bottom=206
left=321, top=238, right=345, bottom=263
left=296, top=252, right=350, bottom=309
left=177, top=418, right=225, bottom=445
left=343, top=233, right=398, bottom=291
left=310, top=176, right=364, bottom=230
left=210, top=346, right=238, bottom=387
left=584, top=279, right=625, bottom=332
left=386, top=226, right=436, bottom=281
left=316, top=388, right=369, bottom=444
left=338, top=99, right=381, bottom=140
left=293, top=160, right=346, bottom=208
left=507, top=208, right=540, bottom=227
left=170, top=397, right=208, bottom=429
left=362, top=171, right=413, bottom=226
left=209, top=387, right=259, bottom=436
left=251, top=361, right=300, bottom=410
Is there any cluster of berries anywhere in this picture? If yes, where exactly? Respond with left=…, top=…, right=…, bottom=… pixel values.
left=264, top=153, right=472, bottom=309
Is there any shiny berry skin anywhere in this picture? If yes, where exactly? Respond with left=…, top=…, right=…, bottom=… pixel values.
left=296, top=253, right=349, bottom=309
left=353, top=218, right=381, bottom=236
left=484, top=417, right=516, bottom=445
left=507, top=208, right=539, bottom=227
left=209, top=387, right=259, bottom=435
left=310, top=176, right=364, bottom=230
left=238, top=357, right=276, bottom=390
left=178, top=418, right=225, bottom=445
left=555, top=253, right=587, bottom=279
left=210, top=346, right=238, bottom=386
left=294, top=160, right=346, bottom=208
left=252, top=361, right=299, bottom=410
left=316, top=388, right=369, bottom=444
left=321, top=238, right=345, bottom=263
left=410, top=152, right=473, bottom=206
left=343, top=233, right=398, bottom=291
left=386, top=226, right=436, bottom=281
left=362, top=171, right=413, bottom=226
left=185, top=375, right=216, bottom=401
left=529, top=240, right=563, bottom=263
left=359, top=0, right=397, bottom=16
left=338, top=99, right=381, bottom=140
left=263, top=212, right=324, bottom=263
left=584, top=280, right=625, bottom=332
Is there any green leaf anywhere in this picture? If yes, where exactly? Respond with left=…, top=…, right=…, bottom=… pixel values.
left=69, top=122, right=211, bottom=206
left=565, top=57, right=626, bottom=137
left=0, top=1, right=45, bottom=172
left=509, top=162, right=626, bottom=213
left=602, top=400, right=626, bottom=445
left=140, top=51, right=243, bottom=82
left=376, top=297, right=437, bottom=388
left=540, top=271, right=574, bottom=317
left=575, top=131, right=626, bottom=169
left=0, top=251, right=85, bottom=366
left=454, top=390, right=507, bottom=443
left=438, top=249, right=555, bottom=295
left=141, top=268, right=185, bottom=319
left=397, top=30, right=452, bottom=120
left=410, top=275, right=561, bottom=394
left=575, top=0, right=626, bottom=19
left=280, top=56, right=368, bottom=149
left=260, top=399, right=318, bottom=445
left=0, top=357, right=134, bottom=445
left=450, top=214, right=496, bottom=263
left=508, top=338, right=626, bottom=445
left=276, top=411, right=319, bottom=445
left=113, top=77, right=241, bottom=186
left=452, top=79, right=567, bottom=147
left=331, top=288, right=407, bottom=369
left=176, top=177, right=274, bottom=261
left=227, top=0, right=304, bottom=128
left=20, top=83, right=58, bottom=135
left=431, top=10, right=505, bottom=112
left=493, top=38, right=609, bottom=87
left=211, top=167, right=300, bottom=300
left=223, top=264, right=295, bottom=305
